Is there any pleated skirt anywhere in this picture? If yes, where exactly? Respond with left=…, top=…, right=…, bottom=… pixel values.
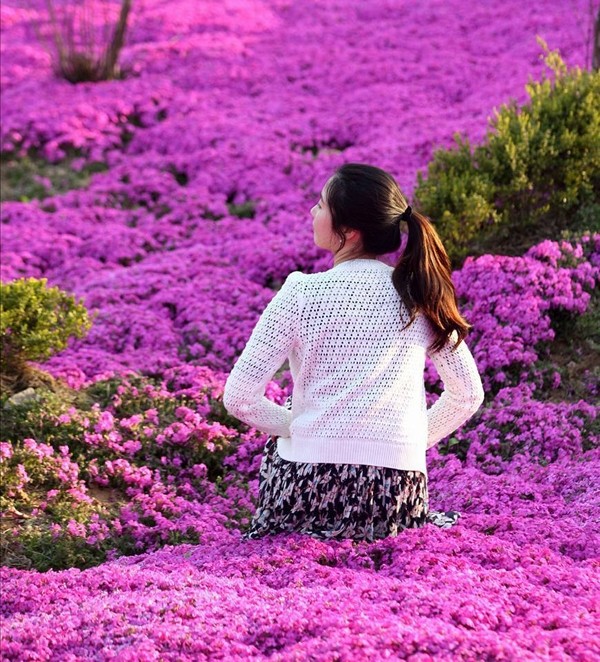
left=241, top=395, right=460, bottom=543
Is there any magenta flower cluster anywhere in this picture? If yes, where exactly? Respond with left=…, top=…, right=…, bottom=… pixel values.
left=1, top=0, right=598, bottom=659
left=448, top=235, right=600, bottom=391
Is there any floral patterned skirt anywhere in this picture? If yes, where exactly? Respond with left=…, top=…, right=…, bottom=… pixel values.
left=241, top=395, right=460, bottom=543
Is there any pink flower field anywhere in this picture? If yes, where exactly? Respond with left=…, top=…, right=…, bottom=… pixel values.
left=1, top=0, right=599, bottom=659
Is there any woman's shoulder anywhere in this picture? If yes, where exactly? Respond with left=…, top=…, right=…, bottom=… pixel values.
left=285, top=262, right=396, bottom=298
left=284, top=269, right=330, bottom=286
left=284, top=270, right=304, bottom=283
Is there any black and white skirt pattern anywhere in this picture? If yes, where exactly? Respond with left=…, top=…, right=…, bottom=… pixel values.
left=242, top=395, right=460, bottom=543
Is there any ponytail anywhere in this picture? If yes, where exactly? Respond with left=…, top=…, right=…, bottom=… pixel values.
left=391, top=209, right=471, bottom=353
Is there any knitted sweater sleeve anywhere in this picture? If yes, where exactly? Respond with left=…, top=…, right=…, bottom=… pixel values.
left=425, top=331, right=485, bottom=450
left=222, top=272, right=301, bottom=437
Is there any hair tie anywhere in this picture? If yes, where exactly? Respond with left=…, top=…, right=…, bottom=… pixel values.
left=400, top=205, right=413, bottom=222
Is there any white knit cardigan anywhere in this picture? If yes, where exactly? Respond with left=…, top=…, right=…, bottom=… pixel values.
left=223, top=258, right=484, bottom=477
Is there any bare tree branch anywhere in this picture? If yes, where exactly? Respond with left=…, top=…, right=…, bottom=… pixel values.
left=39, top=0, right=132, bottom=83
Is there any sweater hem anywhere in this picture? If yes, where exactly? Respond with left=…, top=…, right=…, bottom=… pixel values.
left=276, top=435, right=428, bottom=477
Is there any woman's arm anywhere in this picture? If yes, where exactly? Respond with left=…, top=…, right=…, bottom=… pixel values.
left=222, top=272, right=302, bottom=437
left=425, top=332, right=484, bottom=449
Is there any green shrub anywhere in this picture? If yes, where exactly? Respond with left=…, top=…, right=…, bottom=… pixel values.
left=415, top=38, right=600, bottom=264
left=0, top=277, right=94, bottom=395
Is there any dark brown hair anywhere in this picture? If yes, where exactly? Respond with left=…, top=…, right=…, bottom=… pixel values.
left=325, top=163, right=470, bottom=352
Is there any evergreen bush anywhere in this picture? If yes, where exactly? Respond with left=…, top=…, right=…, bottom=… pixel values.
left=0, top=278, right=94, bottom=396
left=415, top=38, right=600, bottom=264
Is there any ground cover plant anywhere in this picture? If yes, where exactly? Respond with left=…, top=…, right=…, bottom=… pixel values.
left=1, top=0, right=599, bottom=659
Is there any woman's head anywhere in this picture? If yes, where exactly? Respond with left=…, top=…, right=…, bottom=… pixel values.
left=311, top=164, right=405, bottom=258
left=313, top=163, right=471, bottom=352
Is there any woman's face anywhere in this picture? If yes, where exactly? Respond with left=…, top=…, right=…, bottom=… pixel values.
left=310, top=179, right=338, bottom=252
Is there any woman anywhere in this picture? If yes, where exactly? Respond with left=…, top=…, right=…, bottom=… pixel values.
left=223, top=163, right=484, bottom=542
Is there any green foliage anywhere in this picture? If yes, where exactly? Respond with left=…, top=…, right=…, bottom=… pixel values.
left=0, top=277, right=94, bottom=374
left=436, top=435, right=469, bottom=462
left=543, top=282, right=600, bottom=404
left=227, top=200, right=256, bottom=219
left=1, top=387, right=91, bottom=462
left=7, top=518, right=110, bottom=573
left=573, top=202, right=600, bottom=233
left=0, top=151, right=108, bottom=203
left=1, top=442, right=68, bottom=510
left=415, top=38, right=600, bottom=264
left=84, top=373, right=173, bottom=414
left=413, top=136, right=500, bottom=255
left=0, top=372, right=249, bottom=571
